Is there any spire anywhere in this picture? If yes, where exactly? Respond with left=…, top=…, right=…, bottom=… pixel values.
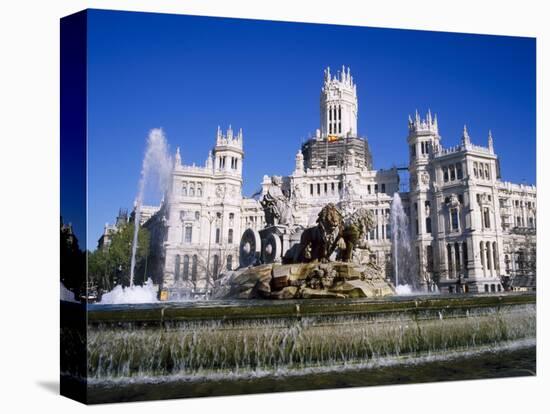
left=227, top=124, right=233, bottom=140
left=488, top=130, right=494, bottom=153
left=433, top=113, right=438, bottom=131
left=238, top=128, right=243, bottom=141
left=175, top=147, right=181, bottom=166
left=216, top=125, right=222, bottom=141
left=427, top=109, right=432, bottom=125
left=462, top=124, right=471, bottom=145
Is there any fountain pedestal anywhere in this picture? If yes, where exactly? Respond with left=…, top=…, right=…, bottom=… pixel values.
left=212, top=261, right=395, bottom=300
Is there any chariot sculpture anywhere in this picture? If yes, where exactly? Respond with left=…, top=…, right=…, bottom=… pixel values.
left=239, top=176, right=375, bottom=268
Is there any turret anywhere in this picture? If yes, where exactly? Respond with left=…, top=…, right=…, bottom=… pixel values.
left=408, top=109, right=441, bottom=168
left=213, top=125, right=244, bottom=175
left=320, top=66, right=358, bottom=139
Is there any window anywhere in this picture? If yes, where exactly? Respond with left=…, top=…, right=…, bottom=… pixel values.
left=215, top=228, right=221, bottom=244
left=195, top=211, right=200, bottom=220
left=455, top=242, right=461, bottom=272
left=381, top=183, right=386, bottom=194
left=456, top=163, right=463, bottom=179
left=473, top=162, right=478, bottom=178
left=192, top=255, right=198, bottom=280
left=425, top=217, right=432, bottom=233
left=443, top=167, right=449, bottom=182
left=483, top=208, right=491, bottom=229
left=226, top=255, right=233, bottom=271
left=229, top=213, right=234, bottom=225
left=426, top=245, right=433, bottom=272
left=197, top=184, right=202, bottom=197
left=189, top=183, right=195, bottom=197
left=480, top=242, right=485, bottom=270
left=228, top=229, right=234, bottom=244
left=175, top=255, right=181, bottom=280
left=450, top=165, right=456, bottom=181
left=317, top=183, right=320, bottom=195
left=310, top=184, right=313, bottom=195
left=462, top=242, right=468, bottom=278
left=485, top=164, right=490, bottom=180
left=183, top=255, right=190, bottom=280
left=415, top=219, right=419, bottom=235
left=374, top=184, right=378, bottom=193
left=182, top=182, right=188, bottom=196
left=493, top=242, right=498, bottom=271
left=331, top=182, right=335, bottom=193
left=411, top=145, right=416, bottom=157
left=484, top=284, right=489, bottom=293
left=212, top=255, right=219, bottom=279
left=324, top=183, right=328, bottom=193
left=450, top=208, right=459, bottom=230
left=447, top=244, right=453, bottom=276
left=184, top=225, right=193, bottom=243
left=367, top=185, right=371, bottom=194
left=486, top=242, right=492, bottom=270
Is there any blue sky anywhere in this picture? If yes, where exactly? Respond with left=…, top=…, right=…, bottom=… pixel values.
left=84, top=9, right=536, bottom=249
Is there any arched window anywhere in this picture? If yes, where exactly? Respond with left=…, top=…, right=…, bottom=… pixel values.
left=197, top=184, right=202, bottom=197
left=183, top=255, right=190, bottom=280
left=174, top=255, right=181, bottom=281
left=454, top=242, right=461, bottom=272
left=462, top=241, right=468, bottom=278
left=226, top=255, right=233, bottom=271
left=192, top=255, right=198, bottom=281
left=189, top=184, right=195, bottom=197
left=480, top=242, right=485, bottom=270
left=486, top=241, right=492, bottom=270
left=447, top=244, right=453, bottom=277
left=212, top=255, right=219, bottom=279
left=215, top=228, right=221, bottom=244
left=228, top=229, right=234, bottom=244
left=492, top=242, right=499, bottom=271
left=182, top=182, right=188, bottom=196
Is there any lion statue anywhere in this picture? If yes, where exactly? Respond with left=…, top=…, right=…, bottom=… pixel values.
left=337, top=207, right=375, bottom=262
left=293, top=203, right=344, bottom=263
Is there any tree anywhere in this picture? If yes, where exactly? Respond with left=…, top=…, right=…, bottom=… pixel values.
left=87, top=222, right=150, bottom=292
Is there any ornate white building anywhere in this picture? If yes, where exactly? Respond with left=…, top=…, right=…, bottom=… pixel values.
left=116, top=66, right=535, bottom=296
left=257, top=66, right=536, bottom=294
left=155, top=126, right=264, bottom=298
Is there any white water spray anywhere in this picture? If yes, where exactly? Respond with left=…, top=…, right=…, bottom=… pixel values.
left=390, top=193, right=417, bottom=292
left=129, top=128, right=172, bottom=287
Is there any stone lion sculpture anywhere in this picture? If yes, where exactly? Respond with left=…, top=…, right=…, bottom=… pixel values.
left=337, top=207, right=375, bottom=262
left=294, top=203, right=344, bottom=263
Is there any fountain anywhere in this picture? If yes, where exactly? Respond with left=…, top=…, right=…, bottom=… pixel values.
left=390, top=192, right=418, bottom=292
left=129, top=128, right=172, bottom=287
left=97, top=129, right=171, bottom=305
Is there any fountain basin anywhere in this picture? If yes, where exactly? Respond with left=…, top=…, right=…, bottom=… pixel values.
left=62, top=293, right=535, bottom=403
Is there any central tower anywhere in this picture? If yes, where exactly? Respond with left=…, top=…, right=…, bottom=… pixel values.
left=320, top=66, right=358, bottom=138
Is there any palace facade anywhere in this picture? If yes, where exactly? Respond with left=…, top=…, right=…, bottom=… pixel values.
left=103, top=66, right=536, bottom=297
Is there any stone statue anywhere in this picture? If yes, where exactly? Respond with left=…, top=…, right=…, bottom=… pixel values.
left=337, top=208, right=375, bottom=262
left=294, top=203, right=344, bottom=263
left=260, top=176, right=294, bottom=226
